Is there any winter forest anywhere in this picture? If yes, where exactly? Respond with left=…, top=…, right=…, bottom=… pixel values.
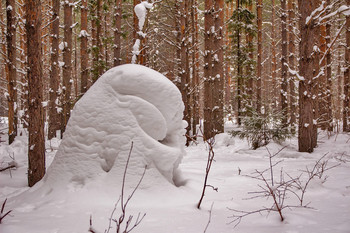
left=0, top=0, right=350, bottom=232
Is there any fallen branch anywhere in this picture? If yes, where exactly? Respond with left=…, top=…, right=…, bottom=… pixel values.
left=0, top=199, right=12, bottom=224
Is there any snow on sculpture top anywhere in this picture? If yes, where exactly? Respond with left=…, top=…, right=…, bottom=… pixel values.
left=44, top=64, right=186, bottom=188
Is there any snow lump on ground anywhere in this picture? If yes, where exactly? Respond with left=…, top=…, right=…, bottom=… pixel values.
left=46, top=64, right=186, bottom=188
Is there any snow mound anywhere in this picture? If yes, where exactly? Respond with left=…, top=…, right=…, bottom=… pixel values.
left=45, top=64, right=186, bottom=188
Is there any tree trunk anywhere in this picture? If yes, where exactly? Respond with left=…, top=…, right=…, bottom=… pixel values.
left=271, top=0, right=277, bottom=109
left=213, top=0, right=224, bottom=133
left=191, top=0, right=199, bottom=139
left=325, top=0, right=332, bottom=132
left=25, top=0, right=45, bottom=187
left=48, top=0, right=60, bottom=140
left=256, top=0, right=263, bottom=113
left=319, top=22, right=327, bottom=130
left=203, top=0, right=214, bottom=139
left=246, top=2, right=254, bottom=109
left=61, top=0, right=73, bottom=135
left=81, top=0, right=89, bottom=94
left=281, top=0, right=288, bottom=126
left=6, top=0, right=17, bottom=144
left=288, top=0, right=296, bottom=132
left=179, top=0, right=191, bottom=145
left=298, top=0, right=320, bottom=152
left=236, top=0, right=242, bottom=126
left=114, top=0, right=122, bottom=66
left=344, top=0, right=350, bottom=132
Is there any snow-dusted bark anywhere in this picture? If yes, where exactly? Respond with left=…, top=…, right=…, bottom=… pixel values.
left=25, top=0, right=45, bottom=187
left=6, top=0, right=17, bottom=144
left=298, top=0, right=320, bottom=152
left=48, top=0, right=60, bottom=140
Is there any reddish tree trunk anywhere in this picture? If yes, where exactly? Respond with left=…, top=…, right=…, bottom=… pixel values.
left=25, top=0, right=45, bottom=187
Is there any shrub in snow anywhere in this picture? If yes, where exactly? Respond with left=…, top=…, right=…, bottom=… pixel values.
left=230, top=110, right=292, bottom=149
left=45, top=64, right=186, bottom=188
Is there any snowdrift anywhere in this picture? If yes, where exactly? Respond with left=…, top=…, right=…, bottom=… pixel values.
left=47, top=64, right=186, bottom=188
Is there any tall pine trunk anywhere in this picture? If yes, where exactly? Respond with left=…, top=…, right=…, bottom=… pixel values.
left=48, top=0, right=60, bottom=140
left=288, top=0, right=296, bottom=132
left=325, top=0, right=332, bottom=132
left=256, top=0, right=263, bottom=113
left=281, top=0, right=288, bottom=126
left=6, top=0, right=17, bottom=144
left=298, top=0, right=320, bottom=152
left=25, top=0, right=45, bottom=187
left=80, top=0, right=89, bottom=94
left=61, top=0, right=73, bottom=135
left=203, top=0, right=214, bottom=139
left=114, top=0, right=122, bottom=66
left=344, top=0, right=350, bottom=132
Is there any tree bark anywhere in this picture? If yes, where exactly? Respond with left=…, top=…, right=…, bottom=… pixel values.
left=271, top=0, right=277, bottom=109
left=256, top=0, right=263, bottom=113
left=114, top=0, right=122, bottom=66
left=6, top=0, right=17, bottom=144
left=48, top=0, right=60, bottom=140
left=203, top=0, right=214, bottom=139
left=281, top=0, right=288, bottom=126
left=325, top=0, right=332, bottom=132
left=179, top=0, right=191, bottom=145
left=298, top=0, right=320, bottom=152
left=25, top=0, right=45, bottom=187
left=80, top=0, right=89, bottom=94
left=213, top=0, right=224, bottom=134
left=61, top=0, right=73, bottom=135
left=344, top=0, right=350, bottom=132
left=288, top=0, right=296, bottom=132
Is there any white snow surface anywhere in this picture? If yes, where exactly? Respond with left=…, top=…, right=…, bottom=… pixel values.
left=45, top=64, right=186, bottom=188
left=1, top=120, right=350, bottom=232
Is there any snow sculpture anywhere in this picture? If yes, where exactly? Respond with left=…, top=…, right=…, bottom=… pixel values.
left=45, top=64, right=186, bottom=187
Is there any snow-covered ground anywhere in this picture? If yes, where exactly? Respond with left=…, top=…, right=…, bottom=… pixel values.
left=0, top=63, right=349, bottom=232
left=1, top=127, right=349, bottom=233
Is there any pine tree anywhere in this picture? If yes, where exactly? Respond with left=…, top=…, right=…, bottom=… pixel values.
left=281, top=0, right=288, bottom=126
left=6, top=0, right=17, bottom=144
left=61, top=0, right=73, bottom=134
left=228, top=0, right=256, bottom=124
left=25, top=0, right=45, bottom=187
left=298, top=0, right=320, bottom=152
left=344, top=0, right=350, bottom=132
left=48, top=0, right=60, bottom=140
left=81, top=0, right=89, bottom=94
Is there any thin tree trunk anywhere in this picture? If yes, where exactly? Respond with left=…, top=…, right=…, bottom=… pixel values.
left=61, top=0, right=73, bottom=135
left=48, top=0, right=60, bottom=140
left=236, top=0, right=242, bottom=125
left=213, top=0, right=224, bottom=133
left=81, top=0, right=89, bottom=94
left=344, top=0, right=350, bottom=132
left=114, top=0, right=122, bottom=66
left=281, top=0, right=288, bottom=126
left=203, top=0, right=214, bottom=139
left=6, top=0, right=17, bottom=144
left=256, top=0, right=263, bottom=113
left=288, top=0, right=296, bottom=132
left=191, top=0, right=199, bottom=139
left=325, top=0, right=332, bottom=132
left=319, top=23, right=327, bottom=130
left=271, top=0, right=277, bottom=109
left=179, top=0, right=191, bottom=145
left=25, top=0, right=45, bottom=187
left=246, top=2, right=254, bottom=109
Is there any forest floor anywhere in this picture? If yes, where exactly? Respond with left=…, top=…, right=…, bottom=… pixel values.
left=0, top=120, right=350, bottom=233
